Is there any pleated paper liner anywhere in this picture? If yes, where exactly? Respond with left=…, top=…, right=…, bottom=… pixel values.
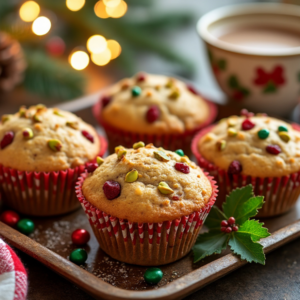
left=75, top=172, right=218, bottom=266
left=0, top=135, right=107, bottom=216
left=192, top=124, right=300, bottom=218
left=92, top=92, right=217, bottom=156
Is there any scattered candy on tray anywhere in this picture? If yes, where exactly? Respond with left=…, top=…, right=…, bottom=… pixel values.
left=144, top=267, right=163, bottom=285
left=0, top=210, right=20, bottom=227
left=69, top=249, right=88, bottom=265
left=17, top=218, right=35, bottom=235
left=71, top=229, right=90, bottom=246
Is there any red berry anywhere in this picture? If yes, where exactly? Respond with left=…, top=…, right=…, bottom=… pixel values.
left=221, top=220, right=228, bottom=227
left=86, top=163, right=98, bottom=173
left=136, top=73, right=146, bottom=82
left=71, top=229, right=90, bottom=246
left=225, top=227, right=232, bottom=233
left=146, top=105, right=160, bottom=123
left=186, top=84, right=199, bottom=95
left=103, top=180, right=121, bottom=200
left=228, top=217, right=235, bottom=225
left=81, top=130, right=94, bottom=143
left=241, top=119, right=255, bottom=130
left=0, top=131, right=14, bottom=149
left=0, top=210, right=20, bottom=227
left=101, top=95, right=111, bottom=108
left=174, top=162, right=190, bottom=174
left=232, top=226, right=239, bottom=232
left=228, top=160, right=242, bottom=175
left=221, top=227, right=227, bottom=232
left=266, top=145, right=281, bottom=155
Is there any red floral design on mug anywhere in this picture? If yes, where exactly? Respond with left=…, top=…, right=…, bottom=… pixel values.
left=254, top=65, right=285, bottom=93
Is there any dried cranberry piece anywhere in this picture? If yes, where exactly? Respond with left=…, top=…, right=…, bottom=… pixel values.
left=172, top=195, right=180, bottom=201
left=186, top=84, right=199, bottom=95
left=103, top=180, right=121, bottom=200
left=174, top=162, right=190, bottom=174
left=146, top=105, right=160, bottom=123
left=0, top=131, right=14, bottom=149
left=266, top=145, right=281, bottom=155
left=228, top=160, right=242, bottom=175
left=101, top=95, right=111, bottom=108
left=241, top=119, right=255, bottom=131
left=86, top=163, right=98, bottom=173
left=81, top=130, right=94, bottom=143
left=240, top=109, right=254, bottom=118
left=136, top=73, right=146, bottom=82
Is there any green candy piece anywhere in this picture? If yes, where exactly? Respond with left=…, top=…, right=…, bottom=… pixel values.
left=17, top=219, right=35, bottom=235
left=154, top=151, right=170, bottom=162
left=144, top=267, right=163, bottom=285
left=125, top=169, right=139, bottom=183
left=131, top=86, right=142, bottom=97
left=278, top=125, right=288, bottom=132
left=69, top=249, right=88, bottom=265
left=175, top=149, right=184, bottom=157
left=257, top=128, right=269, bottom=139
left=158, top=182, right=174, bottom=195
left=279, top=131, right=291, bottom=143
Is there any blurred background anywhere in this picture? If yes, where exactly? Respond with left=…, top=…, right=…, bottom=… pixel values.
left=0, top=0, right=297, bottom=112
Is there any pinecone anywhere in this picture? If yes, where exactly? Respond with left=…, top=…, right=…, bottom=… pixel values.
left=0, top=32, right=26, bottom=92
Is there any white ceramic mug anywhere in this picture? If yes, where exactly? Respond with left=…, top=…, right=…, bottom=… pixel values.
left=197, top=3, right=300, bottom=117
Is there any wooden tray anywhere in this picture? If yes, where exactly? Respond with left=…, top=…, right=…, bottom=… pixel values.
left=1, top=96, right=300, bottom=300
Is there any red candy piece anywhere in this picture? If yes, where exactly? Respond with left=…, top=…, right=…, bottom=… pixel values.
left=101, top=95, right=111, bottom=108
left=146, top=105, right=160, bottom=123
left=0, top=210, right=20, bottom=227
left=174, top=162, right=190, bottom=174
left=136, top=73, right=146, bottom=82
left=228, top=160, right=242, bottom=175
left=266, top=145, right=281, bottom=155
left=86, top=163, right=98, bottom=173
left=103, top=180, right=121, bottom=200
left=186, top=84, right=199, bottom=95
left=0, top=131, right=14, bottom=149
left=71, top=229, right=90, bottom=246
left=81, top=130, right=94, bottom=143
left=241, top=119, right=255, bottom=131
left=228, top=217, right=235, bottom=225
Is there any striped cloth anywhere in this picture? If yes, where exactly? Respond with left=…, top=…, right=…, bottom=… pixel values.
left=0, top=238, right=27, bottom=300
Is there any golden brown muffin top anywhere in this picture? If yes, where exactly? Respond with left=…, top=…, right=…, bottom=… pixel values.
left=82, top=144, right=213, bottom=223
left=0, top=105, right=100, bottom=172
left=198, top=113, right=300, bottom=177
left=100, top=73, right=211, bottom=135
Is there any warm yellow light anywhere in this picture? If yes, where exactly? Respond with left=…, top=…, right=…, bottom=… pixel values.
left=106, top=1, right=127, bottom=18
left=19, top=1, right=40, bottom=22
left=87, top=35, right=107, bottom=54
left=91, top=48, right=111, bottom=66
left=103, top=0, right=121, bottom=8
left=66, top=0, right=85, bottom=11
left=107, top=40, right=121, bottom=59
left=32, top=17, right=51, bottom=36
left=69, top=51, right=90, bottom=70
left=94, top=1, right=109, bottom=19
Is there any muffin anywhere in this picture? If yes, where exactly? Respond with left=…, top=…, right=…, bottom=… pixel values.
left=0, top=105, right=107, bottom=216
left=93, top=73, right=217, bottom=155
left=76, top=143, right=217, bottom=266
left=192, top=109, right=300, bottom=217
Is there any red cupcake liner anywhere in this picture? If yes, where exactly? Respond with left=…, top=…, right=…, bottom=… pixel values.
left=92, top=92, right=217, bottom=155
left=75, top=172, right=218, bottom=266
left=192, top=124, right=300, bottom=218
left=0, top=135, right=107, bottom=216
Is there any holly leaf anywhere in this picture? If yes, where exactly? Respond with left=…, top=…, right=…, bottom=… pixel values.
left=238, top=220, right=270, bottom=242
left=193, top=230, right=229, bottom=263
left=217, top=59, right=226, bottom=70
left=204, top=206, right=227, bottom=230
left=228, top=75, right=239, bottom=88
left=228, top=232, right=266, bottom=264
left=263, top=81, right=277, bottom=93
left=222, top=185, right=254, bottom=220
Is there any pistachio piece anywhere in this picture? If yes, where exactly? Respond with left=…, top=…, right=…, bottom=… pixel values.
left=53, top=109, right=64, bottom=117
left=165, top=78, right=174, bottom=88
left=115, top=145, right=123, bottom=154
left=19, top=106, right=27, bottom=118
left=115, top=146, right=127, bottom=160
left=279, top=131, right=291, bottom=143
left=158, top=182, right=174, bottom=195
left=216, top=140, right=226, bottom=151
left=125, top=169, right=139, bottom=183
left=48, top=139, right=62, bottom=152
left=180, top=156, right=190, bottom=163
left=22, top=128, right=33, bottom=139
left=227, top=119, right=237, bottom=127
left=154, top=150, right=170, bottom=162
left=1, top=115, right=11, bottom=124
left=133, top=141, right=145, bottom=149
left=228, top=128, right=237, bottom=137
left=97, top=156, right=104, bottom=166
left=36, top=104, right=46, bottom=112
left=33, top=113, right=42, bottom=123
left=169, top=88, right=180, bottom=100
left=66, top=121, right=79, bottom=130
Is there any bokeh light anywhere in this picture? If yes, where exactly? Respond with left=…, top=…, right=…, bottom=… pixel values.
left=107, top=40, right=121, bottom=59
left=66, top=0, right=85, bottom=12
left=32, top=17, right=51, bottom=36
left=87, top=35, right=107, bottom=54
left=103, top=0, right=121, bottom=8
left=19, top=1, right=40, bottom=22
left=106, top=1, right=127, bottom=18
left=94, top=1, right=109, bottom=19
left=69, top=51, right=90, bottom=70
left=91, top=48, right=111, bottom=66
